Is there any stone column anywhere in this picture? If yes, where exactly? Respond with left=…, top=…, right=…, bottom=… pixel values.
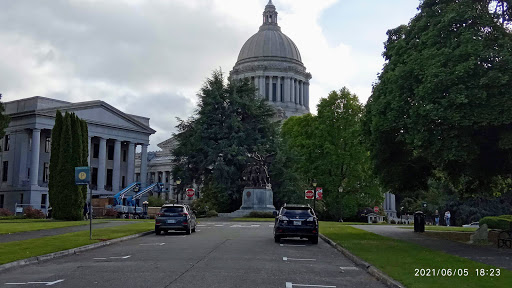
left=127, top=142, right=135, bottom=184
left=112, top=140, right=121, bottom=193
left=87, top=137, right=92, bottom=166
left=30, top=129, right=41, bottom=186
left=284, top=77, right=290, bottom=103
left=291, top=78, right=295, bottom=104
left=301, top=81, right=305, bottom=107
left=277, top=76, right=281, bottom=102
left=259, top=76, right=265, bottom=99
left=18, top=131, right=29, bottom=185
left=97, top=137, right=107, bottom=191
left=306, top=83, right=310, bottom=109
left=140, top=144, right=148, bottom=188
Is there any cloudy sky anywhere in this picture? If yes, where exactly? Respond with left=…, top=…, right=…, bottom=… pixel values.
left=0, top=0, right=419, bottom=150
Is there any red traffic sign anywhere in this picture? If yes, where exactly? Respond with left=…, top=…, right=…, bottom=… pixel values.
left=374, top=206, right=379, bottom=213
left=316, top=187, right=323, bottom=200
left=316, top=187, right=324, bottom=200
left=305, top=190, right=314, bottom=199
left=186, top=188, right=195, bottom=198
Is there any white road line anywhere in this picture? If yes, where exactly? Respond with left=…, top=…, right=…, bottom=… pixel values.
left=196, top=230, right=201, bottom=232
left=286, top=282, right=336, bottom=288
left=46, top=279, right=65, bottom=286
left=282, top=257, right=316, bottom=261
left=139, top=243, right=165, bottom=246
left=197, top=225, right=206, bottom=227
left=93, top=258, right=107, bottom=260
left=280, top=244, right=306, bottom=247
left=110, top=255, right=131, bottom=259
left=5, top=283, right=27, bottom=285
left=269, top=224, right=274, bottom=227
left=6, top=280, right=65, bottom=286
left=214, top=224, right=224, bottom=227
left=339, top=267, right=358, bottom=270
left=250, top=224, right=260, bottom=227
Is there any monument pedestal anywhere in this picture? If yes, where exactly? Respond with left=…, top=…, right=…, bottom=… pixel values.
left=218, top=187, right=276, bottom=218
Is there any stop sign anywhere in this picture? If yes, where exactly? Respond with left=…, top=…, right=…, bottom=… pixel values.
left=374, top=206, right=379, bottom=213
left=305, top=190, right=314, bottom=199
left=186, top=188, right=195, bottom=198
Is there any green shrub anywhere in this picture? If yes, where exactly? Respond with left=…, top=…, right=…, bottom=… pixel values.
left=480, top=216, right=512, bottom=230
left=390, top=219, right=396, bottom=224
left=206, top=210, right=218, bottom=218
left=498, top=215, right=512, bottom=220
left=24, top=207, right=45, bottom=219
left=246, top=211, right=274, bottom=218
left=148, top=196, right=165, bottom=207
left=190, top=198, right=211, bottom=216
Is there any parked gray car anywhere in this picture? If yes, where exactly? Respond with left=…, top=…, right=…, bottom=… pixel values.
left=155, top=204, right=197, bottom=235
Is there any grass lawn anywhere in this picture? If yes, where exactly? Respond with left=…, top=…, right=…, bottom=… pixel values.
left=232, top=217, right=275, bottom=222
left=320, top=222, right=511, bottom=288
left=0, top=222, right=153, bottom=265
left=398, top=226, right=478, bottom=232
left=0, top=219, right=111, bottom=234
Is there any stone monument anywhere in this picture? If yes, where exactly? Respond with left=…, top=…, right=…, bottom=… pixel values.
left=218, top=153, right=276, bottom=217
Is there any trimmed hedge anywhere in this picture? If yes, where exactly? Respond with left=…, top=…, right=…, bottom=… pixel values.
left=480, top=216, right=512, bottom=230
left=498, top=215, right=512, bottom=220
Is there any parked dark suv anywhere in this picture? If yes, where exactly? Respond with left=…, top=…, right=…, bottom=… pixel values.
left=155, top=204, right=197, bottom=235
left=273, top=204, right=318, bottom=244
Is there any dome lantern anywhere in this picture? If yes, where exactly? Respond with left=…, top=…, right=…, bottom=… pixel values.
left=262, top=0, right=278, bottom=26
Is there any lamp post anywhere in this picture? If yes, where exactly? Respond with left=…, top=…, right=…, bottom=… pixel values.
left=176, top=178, right=181, bottom=204
left=312, top=179, right=317, bottom=211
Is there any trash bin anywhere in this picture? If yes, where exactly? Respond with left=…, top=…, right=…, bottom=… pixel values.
left=414, top=211, right=425, bottom=232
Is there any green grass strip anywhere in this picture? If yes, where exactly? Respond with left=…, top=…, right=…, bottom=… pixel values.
left=232, top=217, right=275, bottom=222
left=398, top=226, right=478, bottom=232
left=320, top=222, right=511, bottom=288
left=0, top=222, right=153, bottom=265
left=0, top=219, right=111, bottom=234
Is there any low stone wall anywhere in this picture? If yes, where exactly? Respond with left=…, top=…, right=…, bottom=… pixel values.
left=424, top=229, right=501, bottom=246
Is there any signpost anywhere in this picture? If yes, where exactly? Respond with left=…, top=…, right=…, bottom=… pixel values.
left=305, top=190, right=314, bottom=199
left=374, top=206, right=379, bottom=213
left=315, top=187, right=323, bottom=200
left=186, top=188, right=195, bottom=198
left=75, top=167, right=91, bottom=239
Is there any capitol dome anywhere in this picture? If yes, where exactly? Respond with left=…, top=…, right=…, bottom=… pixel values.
left=236, top=25, right=303, bottom=65
left=230, top=0, right=312, bottom=118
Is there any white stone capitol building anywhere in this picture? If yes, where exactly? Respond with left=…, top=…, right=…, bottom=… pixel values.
left=230, top=0, right=312, bottom=118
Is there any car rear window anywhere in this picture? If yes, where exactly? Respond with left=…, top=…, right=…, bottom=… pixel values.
left=161, top=207, right=184, bottom=213
left=282, top=208, right=313, bottom=218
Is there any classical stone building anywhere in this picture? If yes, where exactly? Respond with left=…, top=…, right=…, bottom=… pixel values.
left=0, top=96, right=155, bottom=213
left=230, top=0, right=312, bottom=118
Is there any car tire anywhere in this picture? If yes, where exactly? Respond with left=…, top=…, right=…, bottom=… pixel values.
left=155, top=228, right=161, bottom=235
left=185, top=225, right=191, bottom=235
left=310, top=236, right=318, bottom=244
left=192, top=224, right=196, bottom=233
left=274, top=235, right=281, bottom=243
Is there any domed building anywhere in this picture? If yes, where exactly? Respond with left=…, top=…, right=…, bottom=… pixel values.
left=230, top=0, right=312, bottom=118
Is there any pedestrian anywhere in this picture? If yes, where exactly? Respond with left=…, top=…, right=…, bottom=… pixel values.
left=83, top=202, right=89, bottom=220
left=444, top=210, right=451, bottom=226
left=434, top=210, right=440, bottom=226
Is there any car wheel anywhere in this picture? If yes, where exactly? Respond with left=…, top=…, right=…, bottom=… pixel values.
left=310, top=235, right=318, bottom=244
left=192, top=224, right=196, bottom=233
left=155, top=228, right=161, bottom=235
left=274, top=236, right=281, bottom=243
left=185, top=225, right=191, bottom=235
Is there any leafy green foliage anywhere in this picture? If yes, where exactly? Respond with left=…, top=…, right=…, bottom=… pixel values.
left=364, top=0, right=512, bottom=198
left=147, top=196, right=165, bottom=207
left=171, top=70, right=277, bottom=212
left=479, top=216, right=512, bottom=230
left=281, top=88, right=382, bottom=220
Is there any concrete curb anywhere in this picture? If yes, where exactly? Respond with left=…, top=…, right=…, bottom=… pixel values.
left=0, top=230, right=154, bottom=273
left=319, top=234, right=405, bottom=288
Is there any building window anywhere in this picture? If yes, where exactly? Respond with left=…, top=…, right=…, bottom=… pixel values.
left=123, top=150, right=127, bottom=162
left=45, top=137, right=51, bottom=153
left=272, top=83, right=277, bottom=102
left=135, top=173, right=140, bottom=182
left=41, top=194, right=47, bottom=208
left=93, top=143, right=99, bottom=158
left=4, top=135, right=9, bottom=151
left=122, top=176, right=125, bottom=188
left=107, top=146, right=114, bottom=160
left=2, top=161, right=7, bottom=182
left=265, top=82, right=269, bottom=100
left=106, top=169, right=113, bottom=186
left=0, top=194, right=4, bottom=209
left=20, top=193, right=24, bottom=205
left=92, top=167, right=98, bottom=186
left=43, top=163, right=49, bottom=183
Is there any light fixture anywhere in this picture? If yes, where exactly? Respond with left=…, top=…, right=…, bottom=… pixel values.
left=176, top=178, right=181, bottom=185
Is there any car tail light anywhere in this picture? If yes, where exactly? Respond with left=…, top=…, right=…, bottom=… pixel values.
left=180, top=212, right=189, bottom=216
left=183, top=222, right=188, bottom=225
left=156, top=212, right=162, bottom=217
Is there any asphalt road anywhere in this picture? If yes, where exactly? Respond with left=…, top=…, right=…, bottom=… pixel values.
left=0, top=222, right=385, bottom=288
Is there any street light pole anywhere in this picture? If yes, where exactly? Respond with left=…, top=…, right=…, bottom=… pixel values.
left=176, top=178, right=181, bottom=204
left=312, top=179, right=317, bottom=211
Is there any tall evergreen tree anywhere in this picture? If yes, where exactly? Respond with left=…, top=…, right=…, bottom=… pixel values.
left=172, top=70, right=277, bottom=212
left=0, top=94, right=10, bottom=144
left=49, top=111, right=63, bottom=214
left=80, top=119, right=89, bottom=202
left=71, top=113, right=85, bottom=209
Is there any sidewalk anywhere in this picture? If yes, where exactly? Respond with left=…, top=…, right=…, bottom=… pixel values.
left=352, top=225, right=512, bottom=270
left=0, top=221, right=138, bottom=243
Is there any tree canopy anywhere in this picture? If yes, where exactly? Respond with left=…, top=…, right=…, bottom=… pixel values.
left=363, top=0, right=512, bottom=198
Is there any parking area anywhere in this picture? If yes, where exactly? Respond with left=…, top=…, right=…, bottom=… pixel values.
left=0, top=222, right=385, bottom=288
